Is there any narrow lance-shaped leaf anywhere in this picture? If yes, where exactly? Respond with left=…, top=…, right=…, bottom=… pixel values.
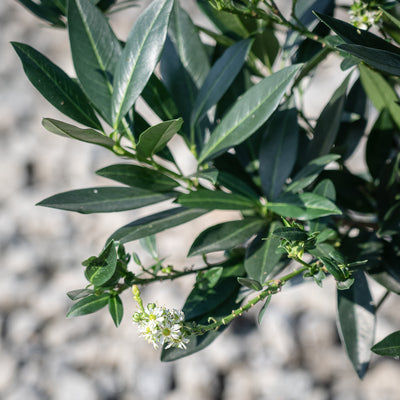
left=190, top=39, right=253, bottom=129
left=111, top=0, right=174, bottom=126
left=109, top=207, right=209, bottom=244
left=37, top=187, right=176, bottom=214
left=67, top=293, right=110, bottom=318
left=16, top=0, right=66, bottom=27
left=168, top=1, right=210, bottom=89
left=42, top=118, right=115, bottom=150
left=188, top=218, right=265, bottom=257
left=11, top=42, right=101, bottom=129
left=96, top=164, right=178, bottom=192
left=371, top=331, right=400, bottom=357
left=136, top=118, right=183, bottom=161
left=337, top=270, right=376, bottom=378
left=198, top=64, right=302, bottom=163
left=259, top=108, right=299, bottom=200
left=68, top=0, right=122, bottom=124
left=176, top=189, right=256, bottom=211
left=108, top=295, right=123, bottom=327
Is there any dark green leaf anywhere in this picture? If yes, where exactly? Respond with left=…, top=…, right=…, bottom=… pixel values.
left=286, top=154, right=340, bottom=193
left=306, top=74, right=350, bottom=161
left=359, top=64, right=400, bottom=129
left=272, top=227, right=309, bottom=242
left=176, top=189, right=256, bottom=210
left=11, top=42, right=101, bottom=129
left=371, top=331, right=400, bottom=357
left=68, top=0, right=122, bottom=124
left=168, top=2, right=210, bottom=89
left=315, top=11, right=400, bottom=54
left=258, top=295, right=272, bottom=325
left=237, top=277, right=262, bottom=291
left=337, top=271, right=376, bottom=378
left=84, top=241, right=117, bottom=286
left=245, top=222, right=282, bottom=283
left=136, top=118, right=183, bottom=160
left=111, top=0, right=174, bottom=125
left=108, top=295, right=123, bottom=327
left=37, top=187, right=175, bottom=214
left=267, top=192, right=342, bottom=220
left=198, top=64, right=302, bottom=163
left=312, top=179, right=336, bottom=201
left=16, top=0, right=65, bottom=27
left=96, top=164, right=178, bottom=192
left=109, top=207, right=208, bottom=244
left=190, top=39, right=253, bottom=128
left=259, top=108, right=299, bottom=200
left=188, top=218, right=265, bottom=257
left=66, top=293, right=110, bottom=318
left=42, top=118, right=114, bottom=149
left=216, top=171, right=259, bottom=200
left=67, top=288, right=94, bottom=300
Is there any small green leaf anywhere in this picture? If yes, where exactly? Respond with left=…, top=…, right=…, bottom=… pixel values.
left=258, top=295, right=272, bottom=325
left=337, top=271, right=376, bottom=378
left=67, top=293, right=110, bottom=318
left=286, top=154, right=341, bottom=193
left=42, top=118, right=114, bottom=149
left=11, top=42, right=101, bottom=129
left=371, top=331, right=400, bottom=357
left=15, top=0, right=66, bottom=27
left=188, top=218, right=265, bottom=257
left=259, top=108, right=299, bottom=200
left=267, top=192, right=342, bottom=220
left=198, top=64, right=302, bottom=163
left=37, top=187, right=175, bottom=214
left=237, top=277, right=262, bottom=291
left=67, top=288, right=94, bottom=300
left=96, top=164, right=178, bottom=192
left=111, top=0, right=174, bottom=125
left=336, top=277, right=355, bottom=290
left=176, top=189, right=256, bottom=210
left=272, top=227, right=309, bottom=242
left=84, top=241, right=117, bottom=286
left=139, top=235, right=158, bottom=259
left=108, top=295, right=123, bottom=327
left=136, top=118, right=183, bottom=160
left=109, top=207, right=208, bottom=244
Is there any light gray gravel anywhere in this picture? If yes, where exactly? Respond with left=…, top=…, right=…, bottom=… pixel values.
left=1, top=1, right=400, bottom=399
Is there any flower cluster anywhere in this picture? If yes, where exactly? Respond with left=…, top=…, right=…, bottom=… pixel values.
left=349, top=1, right=380, bottom=30
left=132, top=286, right=189, bottom=350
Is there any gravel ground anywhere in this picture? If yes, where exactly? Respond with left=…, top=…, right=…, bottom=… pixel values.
left=1, top=1, right=400, bottom=399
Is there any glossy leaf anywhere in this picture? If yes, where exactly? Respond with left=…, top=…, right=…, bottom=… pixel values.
left=168, top=2, right=210, bottom=89
left=84, top=241, right=117, bottom=286
left=176, top=189, right=256, bottom=210
left=68, top=0, right=122, bottom=124
left=286, top=154, right=340, bottom=193
left=337, top=271, right=376, bottom=378
left=109, top=207, right=208, bottom=244
left=108, top=295, right=123, bottom=327
left=111, top=0, right=173, bottom=125
left=267, top=192, right=342, bottom=220
left=67, top=288, right=94, bottom=300
left=245, top=223, right=282, bottom=283
left=237, top=277, right=262, bottom=291
left=259, top=108, right=299, bottom=200
left=306, top=74, right=350, bottom=161
left=359, top=64, right=400, bottom=129
left=371, top=331, right=400, bottom=357
left=190, top=39, right=253, bottom=128
left=11, top=42, right=101, bottom=129
left=16, top=0, right=65, bottom=27
left=96, top=164, right=178, bottom=192
left=66, top=293, right=110, bottom=318
left=188, top=218, right=265, bottom=257
left=216, top=171, right=259, bottom=200
left=198, top=64, right=302, bottom=163
left=37, top=187, right=175, bottom=214
left=136, top=118, right=183, bottom=160
left=42, top=118, right=114, bottom=149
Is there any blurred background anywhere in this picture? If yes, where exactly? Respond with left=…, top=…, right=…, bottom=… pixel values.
left=1, top=1, right=400, bottom=399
